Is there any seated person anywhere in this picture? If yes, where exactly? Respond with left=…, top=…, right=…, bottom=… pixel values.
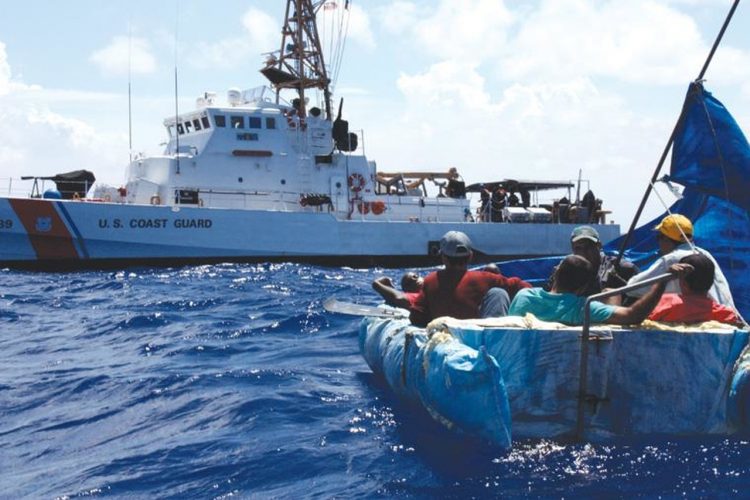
left=372, top=272, right=423, bottom=309
left=626, top=214, right=736, bottom=310
left=409, top=231, right=531, bottom=326
left=648, top=253, right=741, bottom=325
left=509, top=254, right=691, bottom=326
left=562, top=226, right=639, bottom=299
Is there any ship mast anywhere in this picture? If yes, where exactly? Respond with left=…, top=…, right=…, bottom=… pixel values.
left=261, top=0, right=332, bottom=121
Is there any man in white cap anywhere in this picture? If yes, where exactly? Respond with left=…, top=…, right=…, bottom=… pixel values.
left=409, top=231, right=531, bottom=327
left=626, top=214, right=736, bottom=310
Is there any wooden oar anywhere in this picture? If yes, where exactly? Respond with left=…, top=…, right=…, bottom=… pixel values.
left=323, top=298, right=409, bottom=319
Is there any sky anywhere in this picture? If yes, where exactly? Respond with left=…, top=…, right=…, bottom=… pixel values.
left=1, top=0, right=749, bottom=227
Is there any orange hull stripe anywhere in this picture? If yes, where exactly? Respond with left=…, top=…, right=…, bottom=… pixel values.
left=8, top=199, right=80, bottom=259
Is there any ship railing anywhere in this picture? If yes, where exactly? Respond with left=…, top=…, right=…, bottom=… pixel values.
left=352, top=192, right=468, bottom=223
left=1, top=177, right=54, bottom=198
left=576, top=272, right=675, bottom=440
left=175, top=187, right=313, bottom=213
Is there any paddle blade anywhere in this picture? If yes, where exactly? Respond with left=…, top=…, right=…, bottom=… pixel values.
left=323, top=298, right=409, bottom=319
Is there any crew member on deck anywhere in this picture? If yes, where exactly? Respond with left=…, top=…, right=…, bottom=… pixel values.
left=445, top=167, right=466, bottom=199
left=491, top=187, right=508, bottom=222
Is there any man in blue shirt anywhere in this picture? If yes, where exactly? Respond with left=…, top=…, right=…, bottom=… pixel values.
left=509, top=254, right=691, bottom=325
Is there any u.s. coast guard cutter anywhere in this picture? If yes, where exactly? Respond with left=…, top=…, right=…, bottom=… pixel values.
left=0, top=0, right=618, bottom=270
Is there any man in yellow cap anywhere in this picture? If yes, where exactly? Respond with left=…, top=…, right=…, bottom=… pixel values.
left=625, top=213, right=736, bottom=310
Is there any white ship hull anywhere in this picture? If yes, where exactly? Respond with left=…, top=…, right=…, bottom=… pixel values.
left=0, top=198, right=620, bottom=270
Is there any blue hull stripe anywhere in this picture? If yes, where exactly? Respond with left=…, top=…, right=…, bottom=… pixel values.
left=56, top=202, right=90, bottom=259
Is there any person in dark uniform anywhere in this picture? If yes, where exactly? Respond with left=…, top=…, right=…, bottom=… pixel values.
left=491, top=187, right=508, bottom=222
left=445, top=167, right=466, bottom=199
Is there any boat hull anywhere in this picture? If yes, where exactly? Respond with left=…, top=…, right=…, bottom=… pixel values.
left=360, top=316, right=749, bottom=446
left=0, top=198, right=621, bottom=270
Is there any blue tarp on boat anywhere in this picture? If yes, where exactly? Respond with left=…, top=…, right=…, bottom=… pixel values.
left=361, top=316, right=749, bottom=447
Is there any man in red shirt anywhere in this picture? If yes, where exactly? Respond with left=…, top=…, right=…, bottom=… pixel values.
left=648, top=253, right=741, bottom=326
left=372, top=272, right=423, bottom=309
left=409, top=231, right=531, bottom=327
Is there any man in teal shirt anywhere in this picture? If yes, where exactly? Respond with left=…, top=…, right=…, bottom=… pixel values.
left=509, top=255, right=691, bottom=325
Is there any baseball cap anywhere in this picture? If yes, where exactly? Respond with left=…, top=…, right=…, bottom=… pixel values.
left=655, top=214, right=693, bottom=242
left=570, top=226, right=600, bottom=243
left=439, top=231, right=473, bottom=257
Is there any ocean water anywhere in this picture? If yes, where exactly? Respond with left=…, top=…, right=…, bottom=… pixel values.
left=1, top=263, right=749, bottom=499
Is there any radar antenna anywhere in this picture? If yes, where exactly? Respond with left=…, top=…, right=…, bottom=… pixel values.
left=261, top=0, right=332, bottom=121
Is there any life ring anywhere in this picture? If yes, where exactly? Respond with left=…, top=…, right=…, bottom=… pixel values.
left=72, top=192, right=81, bottom=200
left=370, top=200, right=386, bottom=215
left=348, top=173, right=366, bottom=192
left=357, top=201, right=370, bottom=215
left=150, top=195, right=161, bottom=205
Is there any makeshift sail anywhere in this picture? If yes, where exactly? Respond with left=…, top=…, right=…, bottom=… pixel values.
left=499, top=83, right=750, bottom=318
left=671, top=82, right=750, bottom=211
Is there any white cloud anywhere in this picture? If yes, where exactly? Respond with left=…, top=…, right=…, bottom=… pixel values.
left=397, top=61, right=491, bottom=110
left=0, top=42, right=127, bottom=189
left=90, top=36, right=157, bottom=76
left=382, top=0, right=750, bottom=86
left=190, top=8, right=278, bottom=69
left=378, top=1, right=418, bottom=34
left=343, top=4, right=376, bottom=49
left=412, top=0, right=513, bottom=61
left=501, top=0, right=706, bottom=84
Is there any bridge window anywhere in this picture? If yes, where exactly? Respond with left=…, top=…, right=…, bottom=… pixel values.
left=184, top=121, right=193, bottom=133
left=177, top=123, right=185, bottom=135
left=214, top=115, right=226, bottom=127
left=193, top=118, right=202, bottom=131
left=201, top=116, right=210, bottom=129
left=231, top=116, right=245, bottom=129
left=266, top=117, right=276, bottom=129
left=248, top=116, right=261, bottom=129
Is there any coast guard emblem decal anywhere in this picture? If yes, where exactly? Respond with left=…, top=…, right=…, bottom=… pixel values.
left=35, top=216, right=52, bottom=232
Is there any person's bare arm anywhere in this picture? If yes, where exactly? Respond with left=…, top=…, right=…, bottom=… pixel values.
left=606, top=263, right=693, bottom=325
left=372, top=277, right=411, bottom=309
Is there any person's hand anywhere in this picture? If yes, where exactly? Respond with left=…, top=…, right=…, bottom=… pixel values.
left=375, top=276, right=394, bottom=288
left=667, top=262, right=693, bottom=278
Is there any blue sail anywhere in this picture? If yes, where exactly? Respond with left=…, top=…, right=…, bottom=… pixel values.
left=499, top=84, right=750, bottom=319
left=670, top=82, right=750, bottom=211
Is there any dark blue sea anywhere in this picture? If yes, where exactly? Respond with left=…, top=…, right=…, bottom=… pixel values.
left=1, top=263, right=749, bottom=498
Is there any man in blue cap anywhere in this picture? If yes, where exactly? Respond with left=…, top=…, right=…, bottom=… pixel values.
left=409, top=231, right=531, bottom=327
